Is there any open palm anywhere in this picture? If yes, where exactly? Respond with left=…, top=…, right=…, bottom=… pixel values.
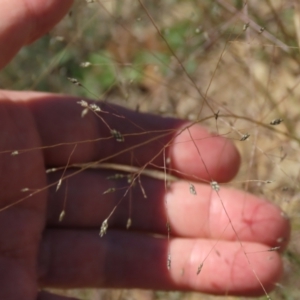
left=0, top=1, right=290, bottom=300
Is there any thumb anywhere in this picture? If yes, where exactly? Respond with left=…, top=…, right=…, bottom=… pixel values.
left=0, top=0, right=73, bottom=69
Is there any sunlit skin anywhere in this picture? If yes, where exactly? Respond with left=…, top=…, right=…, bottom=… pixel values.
left=0, top=1, right=290, bottom=299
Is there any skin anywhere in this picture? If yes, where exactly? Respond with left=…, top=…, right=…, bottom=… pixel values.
left=0, top=1, right=290, bottom=299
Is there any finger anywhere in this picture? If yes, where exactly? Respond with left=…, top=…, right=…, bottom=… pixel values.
left=38, top=229, right=282, bottom=296
left=47, top=170, right=290, bottom=249
left=2, top=91, right=240, bottom=182
left=0, top=0, right=73, bottom=69
left=0, top=97, right=48, bottom=300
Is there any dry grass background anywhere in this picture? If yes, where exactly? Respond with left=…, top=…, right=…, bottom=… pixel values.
left=1, top=0, right=300, bottom=299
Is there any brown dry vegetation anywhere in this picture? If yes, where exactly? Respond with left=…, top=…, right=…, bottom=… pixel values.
left=1, top=0, right=300, bottom=299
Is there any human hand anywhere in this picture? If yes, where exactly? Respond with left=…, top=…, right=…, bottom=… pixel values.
left=0, top=1, right=290, bottom=300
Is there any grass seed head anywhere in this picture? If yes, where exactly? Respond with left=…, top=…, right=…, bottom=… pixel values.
left=197, top=263, right=203, bottom=275
left=77, top=100, right=88, bottom=107
left=100, top=219, right=108, bottom=237
left=189, top=183, right=197, bottom=195
left=126, top=218, right=132, bottom=229
left=59, top=210, right=65, bottom=222
left=80, top=61, right=91, bottom=68
left=89, top=103, right=101, bottom=112
left=240, top=133, right=250, bottom=141
left=167, top=253, right=171, bottom=270
left=270, top=118, right=284, bottom=125
left=111, top=129, right=124, bottom=142
left=210, top=181, right=220, bottom=192
left=103, top=187, right=116, bottom=194
left=68, top=77, right=81, bottom=86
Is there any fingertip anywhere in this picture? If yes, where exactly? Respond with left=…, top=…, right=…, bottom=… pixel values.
left=24, top=0, right=74, bottom=44
left=0, top=0, right=73, bottom=69
left=232, top=244, right=283, bottom=296
left=170, top=240, right=283, bottom=296
left=170, top=123, right=240, bottom=182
